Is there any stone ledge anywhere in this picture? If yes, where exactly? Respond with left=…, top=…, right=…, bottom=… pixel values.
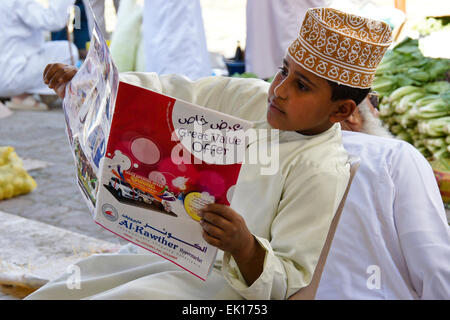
left=0, top=210, right=120, bottom=299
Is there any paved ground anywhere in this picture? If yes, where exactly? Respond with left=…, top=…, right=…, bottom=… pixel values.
left=0, top=108, right=121, bottom=244
left=0, top=108, right=121, bottom=301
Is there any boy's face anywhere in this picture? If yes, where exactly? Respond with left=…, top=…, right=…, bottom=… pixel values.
left=267, top=55, right=338, bottom=135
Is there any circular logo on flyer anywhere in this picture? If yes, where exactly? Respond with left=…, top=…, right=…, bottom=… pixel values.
left=102, top=204, right=119, bottom=222
left=184, top=192, right=215, bottom=221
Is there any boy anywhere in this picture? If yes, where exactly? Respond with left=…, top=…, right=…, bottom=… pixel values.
left=27, top=8, right=392, bottom=299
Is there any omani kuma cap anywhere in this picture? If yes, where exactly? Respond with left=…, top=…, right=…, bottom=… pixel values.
left=288, top=7, right=393, bottom=89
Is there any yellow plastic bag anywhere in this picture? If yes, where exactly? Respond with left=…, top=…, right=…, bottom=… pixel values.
left=0, top=147, right=37, bottom=200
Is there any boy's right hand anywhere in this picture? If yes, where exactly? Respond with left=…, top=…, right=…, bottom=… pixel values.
left=43, top=63, right=78, bottom=99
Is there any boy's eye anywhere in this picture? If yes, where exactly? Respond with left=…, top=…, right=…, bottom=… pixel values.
left=297, top=80, right=307, bottom=91
left=278, top=66, right=288, bottom=76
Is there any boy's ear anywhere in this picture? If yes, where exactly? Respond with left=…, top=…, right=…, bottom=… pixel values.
left=345, top=111, right=360, bottom=125
left=329, top=99, right=357, bottom=123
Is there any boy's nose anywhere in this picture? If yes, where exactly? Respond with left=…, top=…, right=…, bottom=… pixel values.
left=274, top=78, right=288, bottom=100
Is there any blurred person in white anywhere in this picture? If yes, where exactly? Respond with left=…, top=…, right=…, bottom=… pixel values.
left=315, top=97, right=450, bottom=299
left=245, top=0, right=327, bottom=80
left=0, top=0, right=78, bottom=109
left=84, top=0, right=120, bottom=40
left=142, top=0, right=212, bottom=80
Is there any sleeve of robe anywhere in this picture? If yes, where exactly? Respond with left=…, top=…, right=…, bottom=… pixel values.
left=118, top=72, right=349, bottom=299
left=222, top=164, right=348, bottom=299
left=391, top=142, right=450, bottom=299
left=16, top=0, right=75, bottom=32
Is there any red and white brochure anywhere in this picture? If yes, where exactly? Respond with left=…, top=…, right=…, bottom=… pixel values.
left=94, top=81, right=253, bottom=280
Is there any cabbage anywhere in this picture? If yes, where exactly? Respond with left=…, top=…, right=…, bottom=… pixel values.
left=417, top=117, right=450, bottom=137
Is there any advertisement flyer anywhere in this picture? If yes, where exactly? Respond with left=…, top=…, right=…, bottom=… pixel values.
left=94, top=82, right=253, bottom=280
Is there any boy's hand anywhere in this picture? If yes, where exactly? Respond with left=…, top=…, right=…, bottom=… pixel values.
left=199, top=203, right=265, bottom=285
left=199, top=203, right=254, bottom=261
left=43, top=63, right=78, bottom=99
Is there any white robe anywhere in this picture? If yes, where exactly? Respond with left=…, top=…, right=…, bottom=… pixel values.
left=245, top=0, right=327, bottom=79
left=25, top=74, right=350, bottom=300
left=83, top=0, right=120, bottom=40
left=316, top=131, right=450, bottom=299
left=0, top=0, right=78, bottom=97
left=142, top=0, right=212, bottom=80
left=108, top=0, right=145, bottom=72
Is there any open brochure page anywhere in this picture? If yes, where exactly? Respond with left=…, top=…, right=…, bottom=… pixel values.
left=62, top=12, right=119, bottom=214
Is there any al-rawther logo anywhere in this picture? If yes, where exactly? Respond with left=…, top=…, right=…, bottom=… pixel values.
left=102, top=204, right=119, bottom=222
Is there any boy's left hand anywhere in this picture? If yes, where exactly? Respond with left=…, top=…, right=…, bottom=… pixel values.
left=199, top=203, right=255, bottom=263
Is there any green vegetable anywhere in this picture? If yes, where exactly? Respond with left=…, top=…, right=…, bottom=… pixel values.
left=432, top=147, right=448, bottom=160
left=395, top=91, right=427, bottom=114
left=372, top=76, right=397, bottom=94
left=424, top=137, right=446, bottom=148
left=412, top=17, right=450, bottom=37
left=379, top=102, right=394, bottom=117
left=390, top=124, right=403, bottom=135
left=375, top=37, right=450, bottom=101
left=427, top=60, right=450, bottom=80
left=424, top=81, right=450, bottom=94
left=389, top=86, right=421, bottom=102
left=393, top=38, right=420, bottom=55
left=412, top=100, right=450, bottom=120
left=374, top=35, right=450, bottom=168
left=417, top=116, right=450, bottom=137
left=407, top=69, right=430, bottom=82
left=396, top=132, right=413, bottom=144
left=399, top=111, right=417, bottom=128
left=414, top=94, right=442, bottom=108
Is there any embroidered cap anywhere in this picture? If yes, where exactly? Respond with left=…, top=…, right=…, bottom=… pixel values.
left=288, top=7, right=393, bottom=89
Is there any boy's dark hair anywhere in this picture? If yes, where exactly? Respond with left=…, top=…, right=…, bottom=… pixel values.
left=327, top=80, right=371, bottom=106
